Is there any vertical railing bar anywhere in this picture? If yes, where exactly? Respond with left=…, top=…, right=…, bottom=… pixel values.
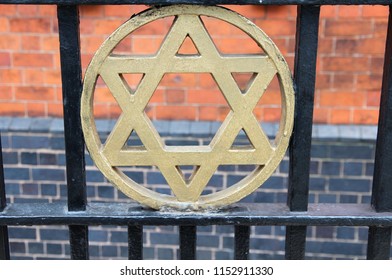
left=367, top=5, right=392, bottom=260
left=234, top=225, right=250, bottom=260
left=0, top=136, right=10, bottom=260
left=285, top=5, right=320, bottom=260
left=57, top=5, right=89, bottom=260
left=128, top=225, right=143, bottom=260
left=179, top=226, right=197, bottom=260
left=367, top=227, right=391, bottom=260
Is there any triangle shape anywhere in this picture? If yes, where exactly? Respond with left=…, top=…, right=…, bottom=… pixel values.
left=231, top=72, right=257, bottom=94
left=176, top=35, right=200, bottom=56
left=120, top=73, right=145, bottom=95
left=123, top=129, right=146, bottom=150
left=230, top=129, right=255, bottom=150
left=175, top=165, right=200, bottom=185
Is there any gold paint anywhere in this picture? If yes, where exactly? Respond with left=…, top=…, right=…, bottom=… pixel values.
left=81, top=5, right=295, bottom=210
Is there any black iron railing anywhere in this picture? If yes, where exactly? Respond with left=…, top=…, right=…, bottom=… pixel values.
left=0, top=1, right=392, bottom=260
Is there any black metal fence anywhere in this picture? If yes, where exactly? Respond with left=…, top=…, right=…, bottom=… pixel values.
left=1, top=0, right=392, bottom=260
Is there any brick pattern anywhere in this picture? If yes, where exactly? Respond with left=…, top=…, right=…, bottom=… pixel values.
left=0, top=5, right=389, bottom=124
left=2, top=117, right=390, bottom=260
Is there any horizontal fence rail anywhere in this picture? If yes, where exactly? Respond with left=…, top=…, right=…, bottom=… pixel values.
left=0, top=1, right=391, bottom=260
left=1, top=203, right=392, bottom=226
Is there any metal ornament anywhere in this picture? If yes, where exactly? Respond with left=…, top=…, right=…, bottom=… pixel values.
left=81, top=5, right=295, bottom=210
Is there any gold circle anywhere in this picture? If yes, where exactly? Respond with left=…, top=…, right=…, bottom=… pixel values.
left=81, top=5, right=295, bottom=210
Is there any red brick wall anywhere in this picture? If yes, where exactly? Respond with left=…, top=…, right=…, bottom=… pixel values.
left=0, top=4, right=389, bottom=124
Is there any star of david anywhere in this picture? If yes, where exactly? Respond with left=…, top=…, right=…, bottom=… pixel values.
left=97, top=14, right=277, bottom=202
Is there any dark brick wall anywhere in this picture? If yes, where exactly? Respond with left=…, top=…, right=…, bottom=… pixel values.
left=1, top=117, right=390, bottom=259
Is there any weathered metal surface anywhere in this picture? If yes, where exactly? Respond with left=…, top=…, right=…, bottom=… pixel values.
left=234, top=225, right=250, bottom=260
left=81, top=5, right=295, bottom=210
left=2, top=203, right=392, bottom=226
left=0, top=133, right=10, bottom=260
left=285, top=5, right=320, bottom=260
left=180, top=225, right=197, bottom=259
left=128, top=225, right=143, bottom=260
left=58, top=5, right=89, bottom=260
left=367, top=6, right=392, bottom=260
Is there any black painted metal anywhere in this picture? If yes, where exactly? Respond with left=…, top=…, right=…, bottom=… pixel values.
left=286, top=5, right=320, bottom=260
left=367, top=6, right=392, bottom=260
left=0, top=0, right=391, bottom=5
left=234, top=225, right=250, bottom=260
left=0, top=1, right=391, bottom=260
left=0, top=136, right=10, bottom=260
left=57, top=5, right=89, bottom=260
left=179, top=226, right=197, bottom=259
left=1, top=203, right=392, bottom=226
left=372, top=5, right=392, bottom=213
left=367, top=227, right=392, bottom=260
left=128, top=226, right=143, bottom=260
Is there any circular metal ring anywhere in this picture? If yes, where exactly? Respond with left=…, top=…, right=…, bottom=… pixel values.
left=81, top=5, right=295, bottom=210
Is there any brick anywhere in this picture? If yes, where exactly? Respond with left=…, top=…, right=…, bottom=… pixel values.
left=147, top=172, right=167, bottom=185
left=47, top=244, right=62, bottom=254
left=39, top=153, right=57, bottom=165
left=9, top=227, right=36, bottom=239
left=21, top=35, right=41, bottom=51
left=329, top=178, right=370, bottom=192
left=169, top=120, right=191, bottom=135
left=324, top=20, right=372, bottom=36
left=150, top=233, right=177, bottom=245
left=166, top=89, right=186, bottom=104
left=10, top=242, right=26, bottom=254
left=110, top=231, right=127, bottom=243
left=10, top=18, right=51, bottom=33
left=307, top=241, right=364, bottom=256
left=319, top=91, right=364, bottom=107
left=157, top=248, right=174, bottom=260
left=322, top=57, right=369, bottom=72
left=39, top=6, right=57, bottom=17
left=32, top=168, right=65, bottom=181
left=94, top=19, right=124, bottom=35
left=13, top=53, right=53, bottom=68
left=226, top=5, right=266, bottom=19
left=42, top=36, right=59, bottom=51
left=21, top=152, right=37, bottom=165
left=343, top=162, right=363, bottom=176
left=104, top=5, right=132, bottom=17
left=255, top=19, right=296, bottom=36
left=0, top=16, right=8, bottom=32
left=330, top=109, right=351, bottom=124
left=29, top=242, right=44, bottom=254
left=0, top=69, right=23, bottom=84
left=321, top=161, right=341, bottom=176
left=353, top=109, right=379, bottom=124
left=340, top=195, right=358, bottom=203
left=366, top=91, right=381, bottom=107
left=86, top=170, right=105, bottom=182
left=335, top=38, right=386, bottom=55
left=197, top=234, right=220, bottom=248
left=13, top=135, right=50, bottom=149
left=318, top=194, right=337, bottom=203
left=156, top=105, right=197, bottom=120
left=0, top=52, right=10, bottom=66
left=98, top=186, right=114, bottom=198
left=362, top=5, right=389, bottom=18
left=4, top=167, right=30, bottom=181
left=338, top=6, right=361, bottom=18
left=41, top=184, right=57, bottom=196
left=2, top=151, right=18, bottom=164
left=80, top=5, right=104, bottom=17
left=17, top=6, right=38, bottom=16
left=330, top=144, right=373, bottom=159
left=320, top=6, right=337, bottom=18
left=309, top=177, right=327, bottom=191
left=336, top=227, right=355, bottom=240
left=22, top=183, right=39, bottom=195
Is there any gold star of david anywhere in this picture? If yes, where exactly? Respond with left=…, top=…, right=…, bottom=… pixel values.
left=81, top=5, right=295, bottom=210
